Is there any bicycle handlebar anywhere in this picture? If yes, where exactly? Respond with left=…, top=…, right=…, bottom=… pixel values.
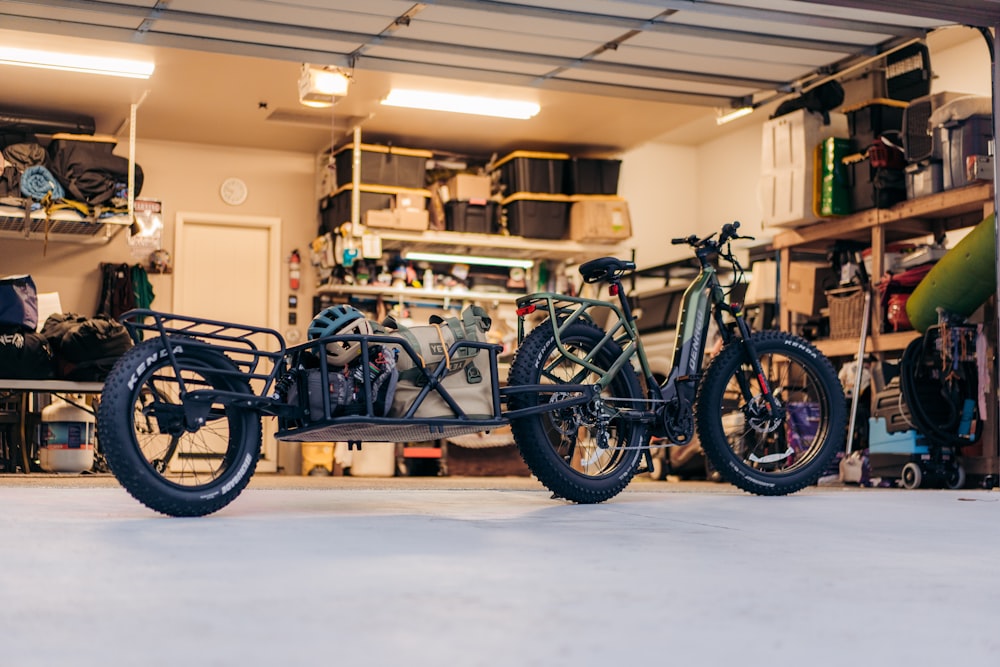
left=671, top=221, right=754, bottom=249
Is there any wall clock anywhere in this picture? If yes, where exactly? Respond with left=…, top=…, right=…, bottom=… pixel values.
left=220, top=177, right=248, bottom=205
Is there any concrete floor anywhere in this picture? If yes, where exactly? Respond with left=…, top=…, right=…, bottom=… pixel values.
left=0, top=474, right=997, bottom=666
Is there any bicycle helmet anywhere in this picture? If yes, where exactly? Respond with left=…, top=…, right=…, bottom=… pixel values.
left=307, top=304, right=373, bottom=365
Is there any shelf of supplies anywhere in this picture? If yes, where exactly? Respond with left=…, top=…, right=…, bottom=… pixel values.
left=372, top=228, right=626, bottom=263
left=811, top=330, right=921, bottom=358
left=771, top=182, right=993, bottom=251
left=0, top=204, right=130, bottom=244
left=317, top=283, right=522, bottom=304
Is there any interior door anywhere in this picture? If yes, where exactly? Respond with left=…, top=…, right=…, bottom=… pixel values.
left=173, top=212, right=282, bottom=472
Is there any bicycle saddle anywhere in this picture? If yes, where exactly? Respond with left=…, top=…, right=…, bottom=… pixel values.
left=579, top=257, right=635, bottom=284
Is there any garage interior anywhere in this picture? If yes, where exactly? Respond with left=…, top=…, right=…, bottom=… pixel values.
left=1, top=1, right=999, bottom=487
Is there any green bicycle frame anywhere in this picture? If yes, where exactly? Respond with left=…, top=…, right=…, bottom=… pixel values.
left=515, top=256, right=729, bottom=404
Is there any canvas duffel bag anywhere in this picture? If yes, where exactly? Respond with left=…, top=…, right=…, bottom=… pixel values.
left=386, top=306, right=494, bottom=419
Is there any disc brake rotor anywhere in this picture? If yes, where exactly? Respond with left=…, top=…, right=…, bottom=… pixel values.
left=745, top=394, right=783, bottom=434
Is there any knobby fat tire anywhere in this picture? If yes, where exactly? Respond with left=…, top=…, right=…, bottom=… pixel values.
left=507, top=321, right=645, bottom=503
left=695, top=330, right=846, bottom=496
left=97, top=339, right=262, bottom=517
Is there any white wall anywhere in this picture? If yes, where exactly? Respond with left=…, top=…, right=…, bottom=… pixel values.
left=617, top=141, right=698, bottom=271
left=929, top=29, right=993, bottom=97
left=696, top=122, right=765, bottom=239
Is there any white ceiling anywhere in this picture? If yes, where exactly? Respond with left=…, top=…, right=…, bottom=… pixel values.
left=0, top=1, right=975, bottom=158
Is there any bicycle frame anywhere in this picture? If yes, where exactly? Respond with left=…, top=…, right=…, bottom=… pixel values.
left=509, top=227, right=783, bottom=449
left=512, top=245, right=732, bottom=411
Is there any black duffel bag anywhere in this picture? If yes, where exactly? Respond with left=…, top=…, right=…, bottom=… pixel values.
left=47, top=135, right=143, bottom=207
left=0, top=327, right=54, bottom=379
left=41, top=313, right=133, bottom=381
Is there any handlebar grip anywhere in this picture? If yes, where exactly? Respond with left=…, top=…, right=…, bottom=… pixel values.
left=719, top=221, right=741, bottom=244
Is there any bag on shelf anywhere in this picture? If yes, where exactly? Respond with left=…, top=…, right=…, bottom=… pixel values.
left=0, top=274, right=39, bottom=332
left=41, top=313, right=133, bottom=381
left=385, top=306, right=495, bottom=420
left=0, top=328, right=53, bottom=379
left=47, top=134, right=144, bottom=207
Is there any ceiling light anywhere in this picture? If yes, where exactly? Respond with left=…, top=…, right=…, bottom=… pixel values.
left=402, top=251, right=534, bottom=270
left=716, top=106, right=754, bottom=125
left=0, top=46, right=154, bottom=79
left=382, top=89, right=540, bottom=120
left=298, top=65, right=350, bottom=108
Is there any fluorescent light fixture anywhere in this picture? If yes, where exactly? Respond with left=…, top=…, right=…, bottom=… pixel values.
left=382, top=89, right=540, bottom=120
left=403, top=250, right=534, bottom=270
left=298, top=65, right=350, bottom=108
left=0, top=46, right=154, bottom=79
left=716, top=106, right=754, bottom=125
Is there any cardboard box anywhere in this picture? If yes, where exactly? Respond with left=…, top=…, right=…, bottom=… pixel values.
left=364, top=208, right=429, bottom=231
left=568, top=197, right=631, bottom=241
left=394, top=190, right=427, bottom=211
left=785, top=261, right=835, bottom=316
left=364, top=209, right=397, bottom=228
left=395, top=208, right=429, bottom=230
left=446, top=173, right=491, bottom=201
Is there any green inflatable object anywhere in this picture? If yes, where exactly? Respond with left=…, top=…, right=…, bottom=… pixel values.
left=906, top=214, right=996, bottom=333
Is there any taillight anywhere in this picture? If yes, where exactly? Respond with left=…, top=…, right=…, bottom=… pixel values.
left=516, top=304, right=537, bottom=316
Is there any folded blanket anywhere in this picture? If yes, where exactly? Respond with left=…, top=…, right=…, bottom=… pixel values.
left=20, top=165, right=65, bottom=200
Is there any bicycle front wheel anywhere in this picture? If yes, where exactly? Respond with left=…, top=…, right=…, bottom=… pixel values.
left=695, top=331, right=845, bottom=495
left=507, top=321, right=645, bottom=503
left=97, top=339, right=262, bottom=516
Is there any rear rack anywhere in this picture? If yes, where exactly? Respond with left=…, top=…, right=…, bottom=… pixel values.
left=119, top=308, right=286, bottom=395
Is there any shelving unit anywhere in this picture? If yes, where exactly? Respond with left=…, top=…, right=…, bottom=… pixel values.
left=374, top=228, right=626, bottom=263
left=770, top=182, right=997, bottom=479
left=318, top=229, right=629, bottom=306
left=0, top=204, right=130, bottom=245
left=771, top=182, right=994, bottom=356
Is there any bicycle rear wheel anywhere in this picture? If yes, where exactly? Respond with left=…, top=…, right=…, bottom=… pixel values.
left=695, top=331, right=845, bottom=495
left=507, top=321, right=645, bottom=503
left=97, top=339, right=262, bottom=516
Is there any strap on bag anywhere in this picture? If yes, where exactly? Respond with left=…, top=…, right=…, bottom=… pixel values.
left=431, top=323, right=451, bottom=372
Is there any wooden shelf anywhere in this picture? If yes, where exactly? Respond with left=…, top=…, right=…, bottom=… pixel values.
left=775, top=183, right=995, bottom=338
left=811, top=330, right=921, bottom=358
left=772, top=182, right=993, bottom=251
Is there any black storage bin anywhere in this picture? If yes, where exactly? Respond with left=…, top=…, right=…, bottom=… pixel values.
left=493, top=151, right=569, bottom=195
left=444, top=200, right=498, bottom=234
left=564, top=158, right=622, bottom=195
left=333, top=143, right=431, bottom=189
left=845, top=155, right=906, bottom=212
left=845, top=100, right=907, bottom=151
left=501, top=194, right=570, bottom=239
left=320, top=185, right=396, bottom=233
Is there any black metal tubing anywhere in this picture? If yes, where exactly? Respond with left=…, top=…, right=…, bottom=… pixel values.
left=121, top=308, right=656, bottom=442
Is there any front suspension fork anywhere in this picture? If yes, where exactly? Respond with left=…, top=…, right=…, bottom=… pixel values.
left=729, top=314, right=783, bottom=418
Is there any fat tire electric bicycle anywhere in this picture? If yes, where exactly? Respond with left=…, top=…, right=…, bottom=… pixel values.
left=97, top=221, right=846, bottom=516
